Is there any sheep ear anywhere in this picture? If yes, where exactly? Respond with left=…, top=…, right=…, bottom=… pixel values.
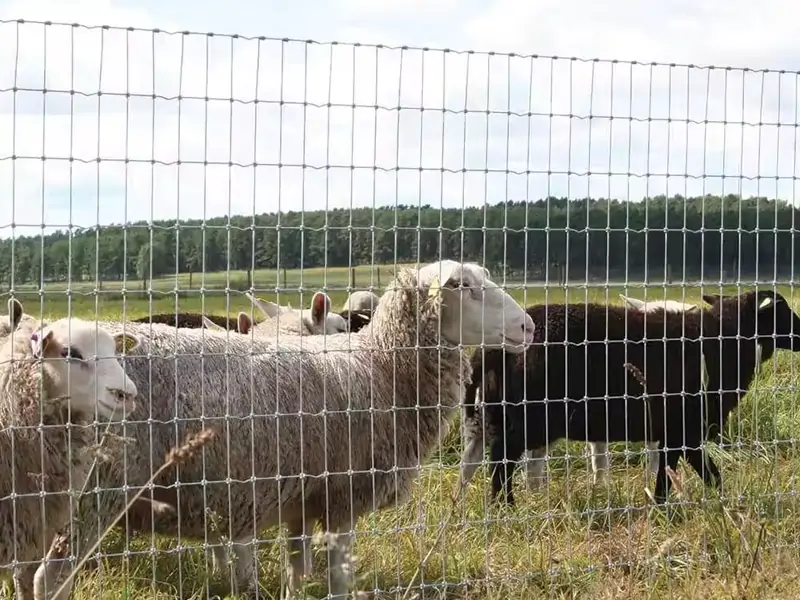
left=237, top=312, right=253, bottom=334
left=7, top=298, right=23, bottom=329
left=620, top=295, right=646, bottom=310
left=702, top=294, right=721, bottom=306
left=428, top=275, right=442, bottom=299
left=30, top=328, right=56, bottom=359
left=202, top=316, right=225, bottom=331
left=310, top=292, right=330, bottom=325
left=246, top=293, right=281, bottom=319
left=758, top=295, right=774, bottom=310
left=419, top=261, right=459, bottom=296
left=114, top=332, right=140, bottom=355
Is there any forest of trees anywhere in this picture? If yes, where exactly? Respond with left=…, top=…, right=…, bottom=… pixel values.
left=0, top=194, right=798, bottom=286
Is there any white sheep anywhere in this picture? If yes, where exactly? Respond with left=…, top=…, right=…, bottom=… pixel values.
left=0, top=316, right=139, bottom=599
left=35, top=260, right=534, bottom=600
left=341, top=290, right=380, bottom=313
left=201, top=291, right=347, bottom=337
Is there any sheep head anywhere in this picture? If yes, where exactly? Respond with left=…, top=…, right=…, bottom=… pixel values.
left=417, top=260, right=535, bottom=354
left=339, top=309, right=373, bottom=333
left=30, top=319, right=141, bottom=419
left=308, top=292, right=347, bottom=334
left=245, top=291, right=346, bottom=335
left=704, top=290, right=800, bottom=352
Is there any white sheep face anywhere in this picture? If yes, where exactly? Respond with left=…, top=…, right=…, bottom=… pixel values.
left=419, top=260, right=535, bottom=353
left=30, top=318, right=140, bottom=418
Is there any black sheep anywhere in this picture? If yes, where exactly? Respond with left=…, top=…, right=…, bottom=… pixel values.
left=459, top=290, right=800, bottom=505
left=131, top=312, right=241, bottom=331
left=339, top=308, right=373, bottom=333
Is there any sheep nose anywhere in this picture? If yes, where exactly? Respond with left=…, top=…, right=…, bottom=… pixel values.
left=521, top=315, right=535, bottom=343
left=109, top=388, right=138, bottom=412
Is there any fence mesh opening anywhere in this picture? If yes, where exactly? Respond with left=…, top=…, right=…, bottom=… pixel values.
left=0, top=17, right=798, bottom=600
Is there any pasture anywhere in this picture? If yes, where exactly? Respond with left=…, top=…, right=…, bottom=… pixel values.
left=5, top=268, right=800, bottom=599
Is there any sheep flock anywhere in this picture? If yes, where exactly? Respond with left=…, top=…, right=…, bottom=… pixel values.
left=1, top=261, right=799, bottom=599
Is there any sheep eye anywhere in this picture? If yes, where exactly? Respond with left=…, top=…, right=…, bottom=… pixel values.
left=60, top=346, right=84, bottom=361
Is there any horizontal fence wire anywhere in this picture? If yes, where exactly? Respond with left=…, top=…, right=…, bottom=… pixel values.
left=0, top=19, right=798, bottom=600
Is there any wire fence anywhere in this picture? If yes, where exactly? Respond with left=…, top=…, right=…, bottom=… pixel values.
left=0, top=19, right=799, bottom=600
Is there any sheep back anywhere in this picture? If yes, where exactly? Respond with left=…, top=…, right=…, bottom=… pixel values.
left=91, top=288, right=469, bottom=542
left=131, top=313, right=240, bottom=330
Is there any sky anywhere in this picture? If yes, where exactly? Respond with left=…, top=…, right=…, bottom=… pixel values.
left=1, top=0, right=799, bottom=238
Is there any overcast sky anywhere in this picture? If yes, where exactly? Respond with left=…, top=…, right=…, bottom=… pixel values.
left=0, top=0, right=798, bottom=238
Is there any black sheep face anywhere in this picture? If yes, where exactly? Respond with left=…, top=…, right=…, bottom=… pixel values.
left=703, top=290, right=800, bottom=352
left=340, top=309, right=373, bottom=333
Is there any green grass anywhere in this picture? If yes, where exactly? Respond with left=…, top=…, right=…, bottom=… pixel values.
left=8, top=264, right=414, bottom=320
left=5, top=270, right=800, bottom=599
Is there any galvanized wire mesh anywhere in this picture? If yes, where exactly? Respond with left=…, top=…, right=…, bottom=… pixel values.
left=0, top=19, right=798, bottom=600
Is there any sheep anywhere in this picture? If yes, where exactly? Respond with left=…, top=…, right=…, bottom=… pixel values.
left=459, top=290, right=800, bottom=506
left=341, top=290, right=380, bottom=313
left=337, top=308, right=373, bottom=334
left=0, top=316, right=140, bottom=599
left=0, top=299, right=37, bottom=341
left=242, top=291, right=348, bottom=336
left=34, top=260, right=535, bottom=600
left=577, top=295, right=703, bottom=488
left=618, top=294, right=699, bottom=314
left=199, top=294, right=354, bottom=337
left=132, top=288, right=349, bottom=337
left=131, top=313, right=241, bottom=331
left=480, top=294, right=704, bottom=491
left=199, top=313, right=254, bottom=335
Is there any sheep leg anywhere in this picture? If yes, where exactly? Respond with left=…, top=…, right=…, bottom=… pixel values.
left=646, top=442, right=660, bottom=480
left=684, top=448, right=722, bottom=492
left=457, top=417, right=485, bottom=489
left=524, top=447, right=546, bottom=490
left=120, top=492, right=232, bottom=580
left=12, top=564, right=36, bottom=600
left=221, top=539, right=257, bottom=598
left=33, top=485, right=153, bottom=600
left=489, top=434, right=523, bottom=506
left=326, top=528, right=356, bottom=600
left=32, top=530, right=73, bottom=600
left=588, top=441, right=610, bottom=485
left=283, top=518, right=314, bottom=600
left=653, top=444, right=682, bottom=503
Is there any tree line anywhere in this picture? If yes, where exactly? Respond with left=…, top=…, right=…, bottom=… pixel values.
left=0, top=194, right=797, bottom=287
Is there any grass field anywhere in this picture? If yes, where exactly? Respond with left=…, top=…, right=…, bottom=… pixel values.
left=10, top=264, right=412, bottom=320
left=5, top=269, right=800, bottom=599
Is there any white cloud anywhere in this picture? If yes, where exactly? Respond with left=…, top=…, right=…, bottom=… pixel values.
left=0, top=0, right=799, bottom=239
left=335, top=0, right=459, bottom=19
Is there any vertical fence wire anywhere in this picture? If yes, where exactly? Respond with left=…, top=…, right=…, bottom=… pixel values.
left=0, top=18, right=799, bottom=599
